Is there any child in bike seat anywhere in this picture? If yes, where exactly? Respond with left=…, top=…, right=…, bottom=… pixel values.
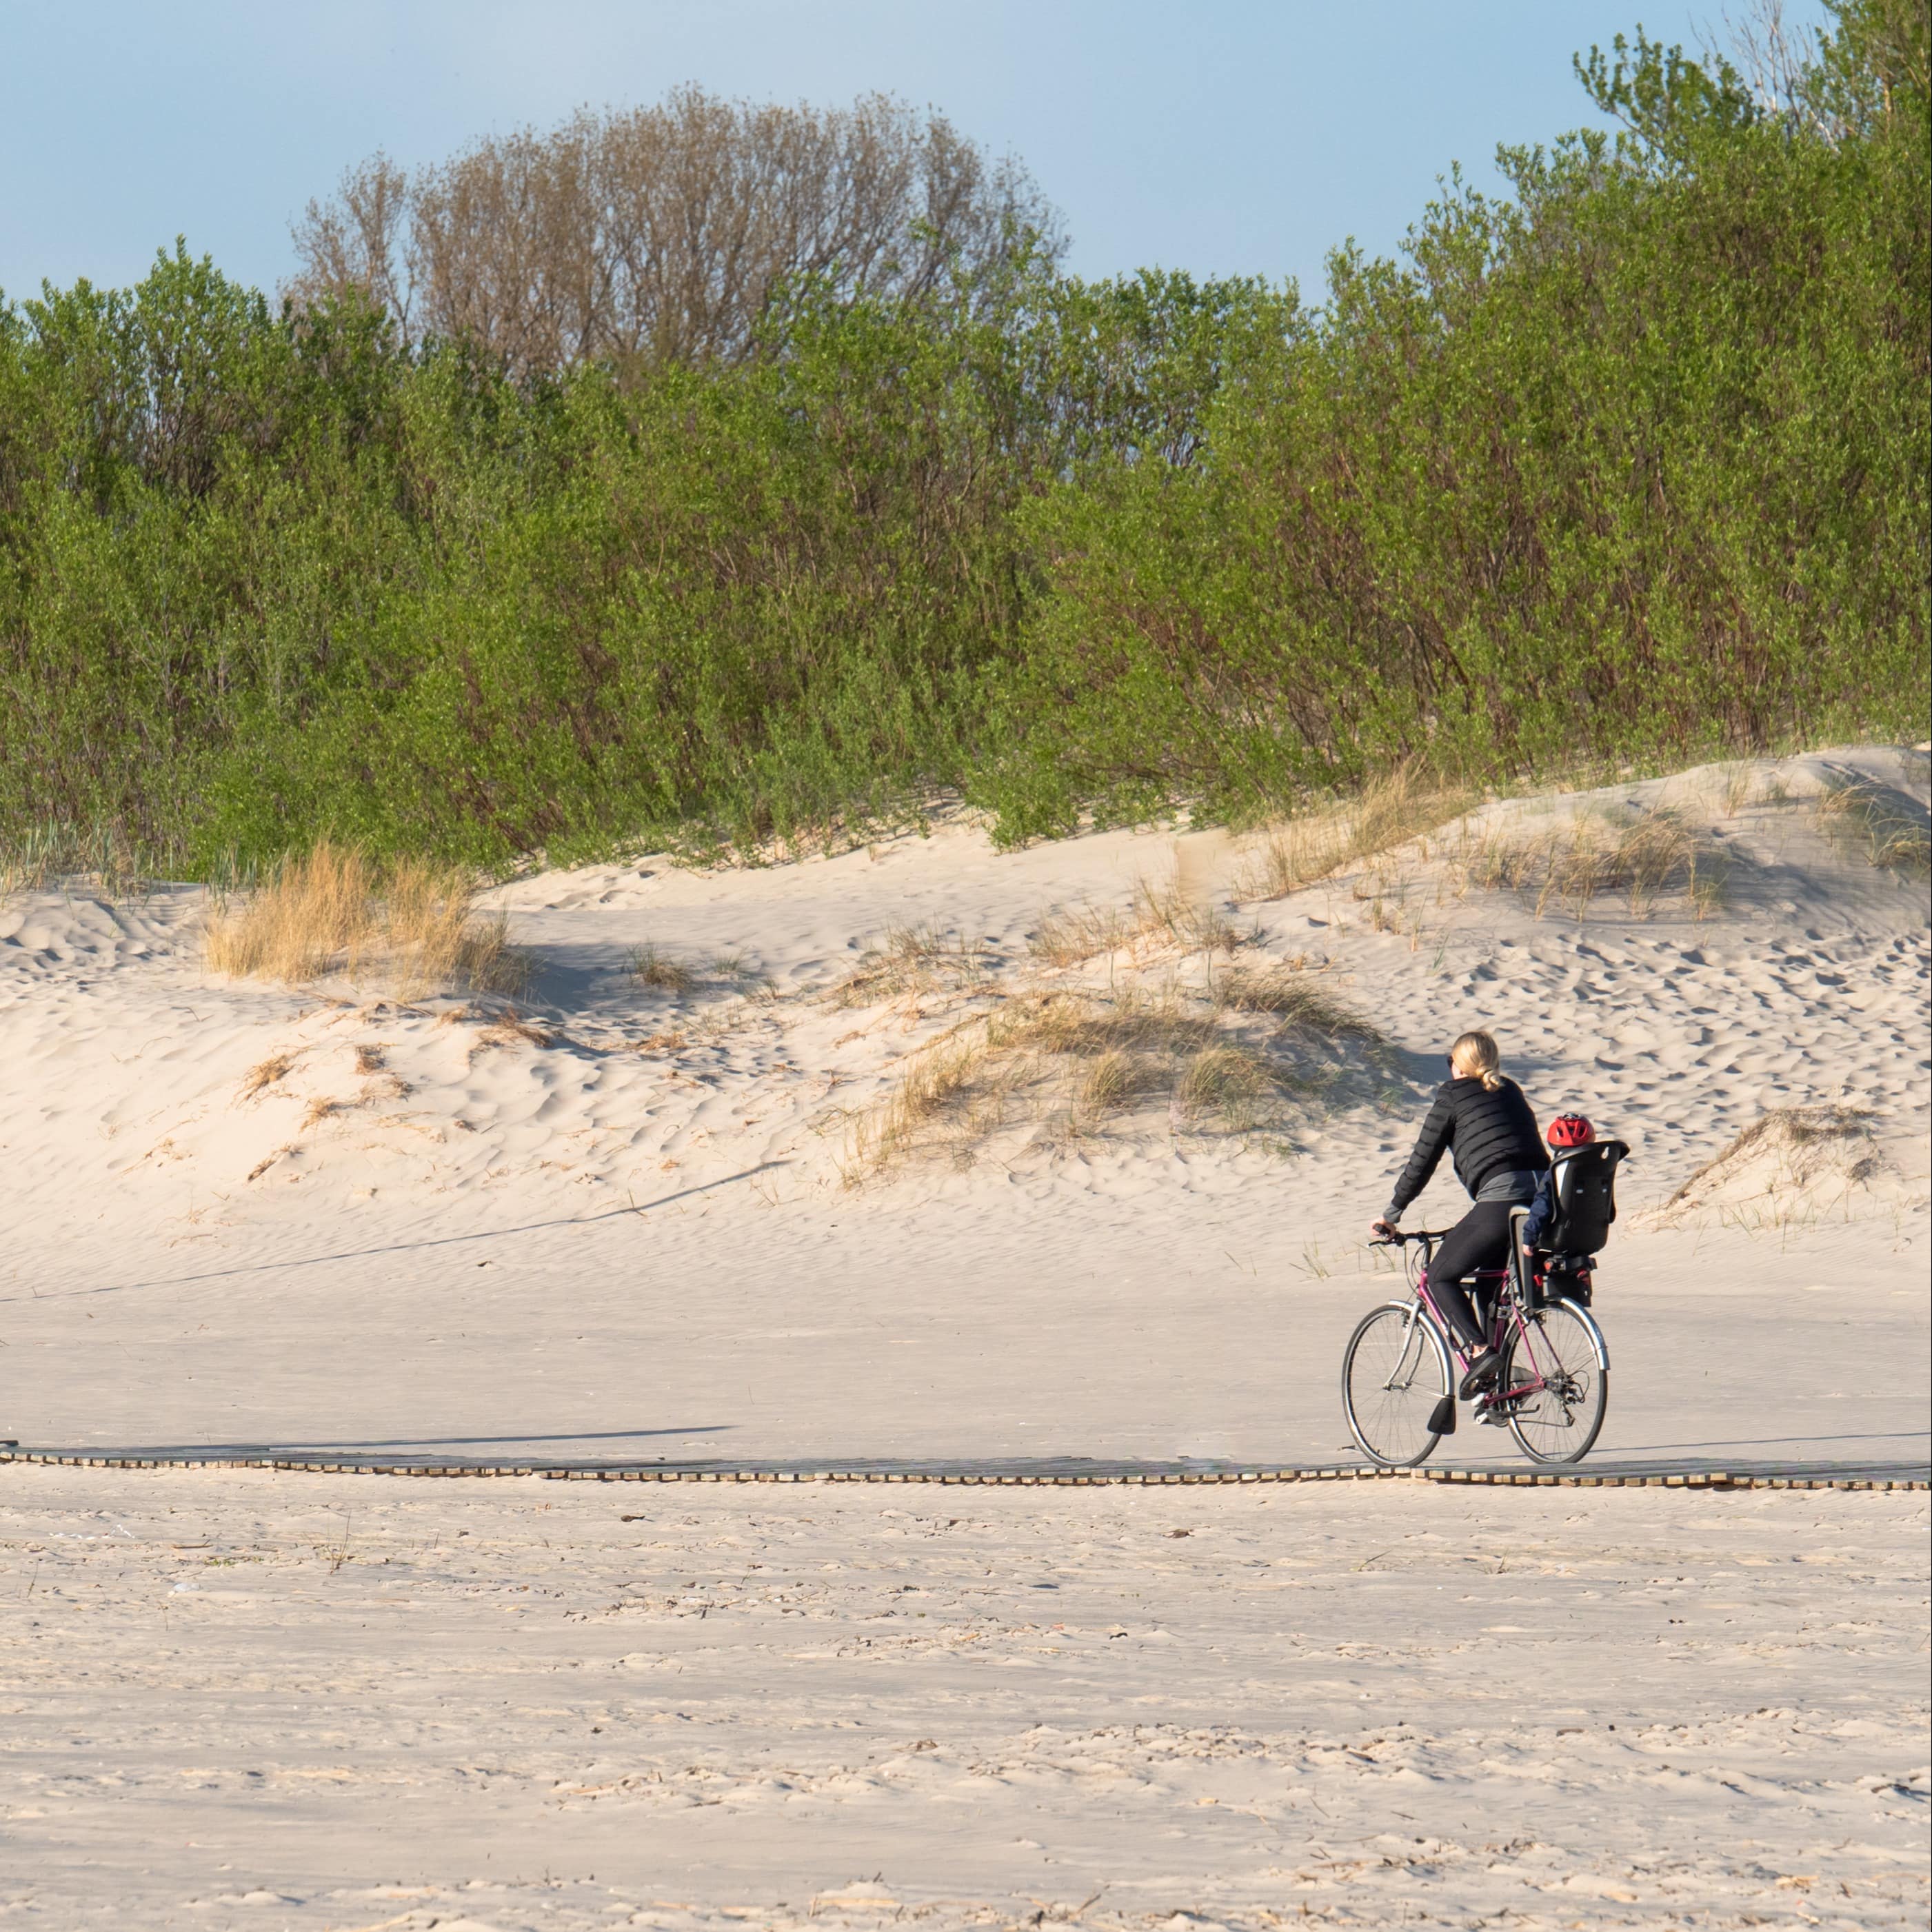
left=1521, top=1112, right=1596, bottom=1249
left=1370, top=1030, right=1547, bottom=1398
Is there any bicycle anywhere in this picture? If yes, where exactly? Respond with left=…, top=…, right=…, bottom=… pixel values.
left=1341, top=1225, right=1611, bottom=1467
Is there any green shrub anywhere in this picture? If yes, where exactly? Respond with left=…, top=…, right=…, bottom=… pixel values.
left=0, top=6, right=1923, bottom=874
left=975, top=11, right=1929, bottom=837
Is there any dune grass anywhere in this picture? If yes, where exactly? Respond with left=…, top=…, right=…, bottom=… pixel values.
left=986, top=987, right=1217, bottom=1059
left=1074, top=1048, right=1156, bottom=1120
left=203, top=841, right=527, bottom=996
left=1174, top=1045, right=1279, bottom=1131
left=1238, top=767, right=1479, bottom=902
left=1026, top=903, right=1133, bottom=968
left=1665, top=1103, right=1880, bottom=1201
left=237, top=1051, right=296, bottom=1101
left=1028, top=874, right=1247, bottom=969
left=826, top=922, right=996, bottom=1007
left=839, top=1032, right=1008, bottom=1175
left=1211, top=963, right=1385, bottom=1042
left=844, top=962, right=1385, bottom=1179
left=1651, top=1104, right=1887, bottom=1227
left=1236, top=775, right=1737, bottom=931
left=1450, top=805, right=1726, bottom=920
left=472, top=1008, right=558, bottom=1051
left=630, top=943, right=698, bottom=992
left=1813, top=780, right=1931, bottom=882
left=0, top=819, right=161, bottom=902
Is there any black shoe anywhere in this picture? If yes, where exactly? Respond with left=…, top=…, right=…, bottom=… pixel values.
left=1458, top=1349, right=1501, bottom=1399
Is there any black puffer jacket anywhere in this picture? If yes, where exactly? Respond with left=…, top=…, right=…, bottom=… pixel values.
left=1385, top=1076, right=1547, bottom=1220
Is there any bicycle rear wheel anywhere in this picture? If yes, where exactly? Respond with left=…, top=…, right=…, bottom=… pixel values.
left=1342, top=1301, right=1453, bottom=1468
left=1502, top=1300, right=1608, bottom=1464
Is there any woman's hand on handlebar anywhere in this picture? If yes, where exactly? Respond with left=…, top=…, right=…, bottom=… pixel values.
left=1369, top=1218, right=1398, bottom=1243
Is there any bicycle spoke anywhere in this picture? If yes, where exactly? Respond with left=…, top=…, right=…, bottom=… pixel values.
left=1503, top=1302, right=1608, bottom=1465
left=1343, top=1303, right=1451, bottom=1468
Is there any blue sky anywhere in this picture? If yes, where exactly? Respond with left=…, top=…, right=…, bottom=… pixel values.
left=3, top=0, right=1831, bottom=304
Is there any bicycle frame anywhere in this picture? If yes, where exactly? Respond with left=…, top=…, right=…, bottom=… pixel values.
left=1373, top=1296, right=1447, bottom=1401
left=1393, top=1229, right=1609, bottom=1414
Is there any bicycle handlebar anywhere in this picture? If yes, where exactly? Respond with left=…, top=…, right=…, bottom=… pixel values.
left=1371, top=1228, right=1457, bottom=1247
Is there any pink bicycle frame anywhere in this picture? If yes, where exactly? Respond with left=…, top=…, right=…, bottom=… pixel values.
left=1411, top=1253, right=1566, bottom=1405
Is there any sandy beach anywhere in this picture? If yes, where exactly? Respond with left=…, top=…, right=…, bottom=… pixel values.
left=2, top=747, right=1927, bottom=1925
left=3, top=1468, right=1927, bottom=1929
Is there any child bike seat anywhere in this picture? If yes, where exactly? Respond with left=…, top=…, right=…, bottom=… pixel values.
left=1540, top=1140, right=1630, bottom=1258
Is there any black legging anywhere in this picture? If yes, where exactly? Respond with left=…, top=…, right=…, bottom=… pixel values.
left=1425, top=1200, right=1520, bottom=1350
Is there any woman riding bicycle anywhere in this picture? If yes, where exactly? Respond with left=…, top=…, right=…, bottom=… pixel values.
left=1369, top=1030, right=1546, bottom=1398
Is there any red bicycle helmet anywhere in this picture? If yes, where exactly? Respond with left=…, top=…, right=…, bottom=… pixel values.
left=1547, top=1112, right=1596, bottom=1148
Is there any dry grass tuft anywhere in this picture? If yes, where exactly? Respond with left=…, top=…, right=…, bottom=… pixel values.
left=238, top=1052, right=296, bottom=1101
left=301, top=1098, right=342, bottom=1129
left=1453, top=806, right=1724, bottom=919
left=383, top=859, right=522, bottom=992
left=1813, top=781, right=1931, bottom=881
left=1240, top=815, right=1353, bottom=902
left=827, top=923, right=994, bottom=1007
left=204, top=842, right=527, bottom=995
left=1241, top=766, right=1478, bottom=900
left=846, top=961, right=1389, bottom=1179
left=631, top=943, right=698, bottom=992
left=989, top=988, right=1216, bottom=1059
left=1027, top=903, right=1131, bottom=967
left=353, top=1044, right=387, bottom=1075
left=1352, top=766, right=1480, bottom=856
left=472, top=1009, right=556, bottom=1051
left=1348, top=858, right=1432, bottom=943
left=1074, top=1049, right=1152, bottom=1119
left=1128, top=877, right=1245, bottom=954
left=887, top=1036, right=990, bottom=1129
left=1212, top=965, right=1382, bottom=1043
left=1717, top=763, right=1756, bottom=817
left=1175, top=1045, right=1278, bottom=1129
left=205, top=843, right=368, bottom=981
left=1029, top=875, right=1247, bottom=969
left=843, top=1033, right=1003, bottom=1175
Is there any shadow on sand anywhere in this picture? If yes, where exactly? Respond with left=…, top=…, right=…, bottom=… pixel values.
left=8, top=1161, right=791, bottom=1302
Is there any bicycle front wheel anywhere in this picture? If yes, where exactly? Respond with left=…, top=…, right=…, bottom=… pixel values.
left=1342, top=1301, right=1453, bottom=1468
left=1502, top=1299, right=1609, bottom=1464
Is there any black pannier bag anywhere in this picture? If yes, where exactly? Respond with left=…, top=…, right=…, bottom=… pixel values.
left=1512, top=1140, right=1629, bottom=1308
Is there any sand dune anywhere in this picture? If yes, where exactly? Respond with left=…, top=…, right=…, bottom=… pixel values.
left=4, top=748, right=1925, bottom=1245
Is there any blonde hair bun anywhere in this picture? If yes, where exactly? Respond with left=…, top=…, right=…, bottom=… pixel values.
left=1450, top=1029, right=1505, bottom=1091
